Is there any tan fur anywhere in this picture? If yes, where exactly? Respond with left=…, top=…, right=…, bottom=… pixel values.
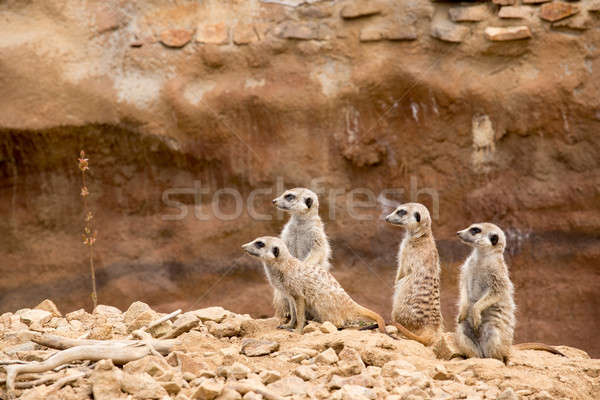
left=242, top=236, right=385, bottom=334
left=271, top=188, right=331, bottom=321
left=455, top=223, right=517, bottom=362
left=385, top=203, right=443, bottom=345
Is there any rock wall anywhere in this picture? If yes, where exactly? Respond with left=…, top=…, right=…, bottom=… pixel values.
left=0, top=0, right=599, bottom=356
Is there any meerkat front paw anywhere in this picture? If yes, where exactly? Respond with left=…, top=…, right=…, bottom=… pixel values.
left=277, top=324, right=295, bottom=331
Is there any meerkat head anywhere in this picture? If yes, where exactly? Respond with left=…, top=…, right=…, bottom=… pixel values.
left=457, top=223, right=506, bottom=253
left=272, top=188, right=319, bottom=216
left=385, top=202, right=432, bottom=236
left=242, top=236, right=289, bottom=263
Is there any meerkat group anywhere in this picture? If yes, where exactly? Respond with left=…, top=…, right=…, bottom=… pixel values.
left=242, top=187, right=563, bottom=362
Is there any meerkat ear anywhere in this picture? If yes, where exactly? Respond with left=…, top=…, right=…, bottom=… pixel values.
left=305, top=197, right=313, bottom=209
left=414, top=212, right=421, bottom=222
left=273, top=246, right=280, bottom=258
left=490, top=234, right=499, bottom=246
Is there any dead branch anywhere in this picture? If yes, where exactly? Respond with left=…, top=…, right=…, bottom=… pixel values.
left=4, top=342, right=153, bottom=392
left=31, top=333, right=177, bottom=355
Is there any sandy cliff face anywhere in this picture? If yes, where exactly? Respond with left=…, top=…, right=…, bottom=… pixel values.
left=0, top=0, right=599, bottom=356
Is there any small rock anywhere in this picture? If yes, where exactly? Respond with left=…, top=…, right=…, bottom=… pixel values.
left=498, top=6, right=535, bottom=19
left=208, top=318, right=242, bottom=337
left=122, top=371, right=168, bottom=399
left=385, top=325, right=398, bottom=335
left=229, top=362, right=251, bottom=380
left=340, top=2, right=382, bottom=19
left=93, top=304, right=122, bottom=316
left=302, top=321, right=321, bottom=333
left=233, top=23, right=259, bottom=45
left=216, top=388, right=242, bottom=400
left=241, top=339, right=279, bottom=356
left=493, top=0, right=515, bottom=5
left=523, top=0, right=551, bottom=4
left=449, top=5, right=489, bottom=22
left=484, top=26, right=532, bottom=41
left=432, top=365, right=453, bottom=380
left=430, top=21, right=469, bottom=43
left=539, top=2, right=579, bottom=22
left=275, top=21, right=327, bottom=41
left=294, top=365, right=318, bottom=381
left=193, top=380, right=224, bottom=400
left=337, top=347, right=366, bottom=376
left=220, top=346, right=240, bottom=360
left=20, top=309, right=52, bottom=326
left=66, top=308, right=94, bottom=325
left=173, top=352, right=209, bottom=376
left=127, top=310, right=156, bottom=333
left=498, top=387, right=518, bottom=400
left=197, top=23, right=229, bottom=45
left=34, top=299, right=62, bottom=317
left=124, top=301, right=153, bottom=323
left=161, top=381, right=182, bottom=394
left=382, top=360, right=416, bottom=377
left=166, top=313, right=200, bottom=338
left=242, top=392, right=261, bottom=400
left=320, top=321, right=338, bottom=334
left=259, top=370, right=281, bottom=385
left=267, top=376, right=309, bottom=397
left=316, top=347, right=339, bottom=364
left=340, top=384, right=376, bottom=400
left=196, top=307, right=229, bottom=323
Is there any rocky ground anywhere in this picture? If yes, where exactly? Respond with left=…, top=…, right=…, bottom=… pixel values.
left=1, top=0, right=599, bottom=359
left=1, top=300, right=599, bottom=400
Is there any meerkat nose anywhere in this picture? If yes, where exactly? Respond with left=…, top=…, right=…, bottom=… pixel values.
left=456, top=231, right=461, bottom=236
left=272, top=199, right=277, bottom=204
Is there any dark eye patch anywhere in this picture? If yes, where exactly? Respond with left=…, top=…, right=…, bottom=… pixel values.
left=305, top=197, right=313, bottom=209
left=396, top=209, right=407, bottom=216
left=414, top=212, right=421, bottom=222
left=254, top=241, right=265, bottom=248
left=273, top=246, right=279, bottom=257
left=469, top=227, right=481, bottom=235
left=284, top=194, right=295, bottom=201
left=490, top=234, right=499, bottom=246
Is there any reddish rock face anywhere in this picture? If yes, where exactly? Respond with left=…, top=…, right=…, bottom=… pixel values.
left=0, top=0, right=598, bottom=358
left=539, top=2, right=579, bottom=22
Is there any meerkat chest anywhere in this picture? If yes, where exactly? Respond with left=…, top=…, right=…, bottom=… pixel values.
left=284, top=223, right=313, bottom=260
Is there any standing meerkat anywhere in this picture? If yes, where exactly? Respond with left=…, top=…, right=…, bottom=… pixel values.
left=242, top=236, right=386, bottom=334
left=270, top=188, right=331, bottom=321
left=456, top=223, right=564, bottom=362
left=384, top=203, right=443, bottom=346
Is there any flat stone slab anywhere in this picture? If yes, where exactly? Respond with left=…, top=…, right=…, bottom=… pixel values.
left=340, top=2, right=382, bottom=19
left=275, top=21, right=327, bottom=40
left=449, top=5, right=489, bottom=22
left=539, top=2, right=579, bottom=22
left=484, top=26, right=532, bottom=41
left=430, top=21, right=469, bottom=43
left=522, top=0, right=551, bottom=4
left=499, top=6, right=535, bottom=19
left=160, top=29, right=194, bottom=48
left=553, top=13, right=591, bottom=30
left=493, top=0, right=515, bottom=5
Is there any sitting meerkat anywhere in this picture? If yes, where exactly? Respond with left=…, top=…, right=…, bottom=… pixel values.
left=384, top=202, right=443, bottom=346
left=242, top=236, right=386, bottom=334
left=271, top=188, right=331, bottom=322
left=456, top=223, right=564, bottom=362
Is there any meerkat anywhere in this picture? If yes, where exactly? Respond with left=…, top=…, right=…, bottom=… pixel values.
left=455, top=223, right=564, bottom=362
left=384, top=203, right=443, bottom=346
left=270, top=188, right=332, bottom=322
left=242, top=236, right=386, bottom=334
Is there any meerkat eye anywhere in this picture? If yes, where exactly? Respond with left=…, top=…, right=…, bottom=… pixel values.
left=490, top=234, right=499, bottom=246
left=396, top=209, right=407, bottom=216
left=414, top=212, right=421, bottom=222
left=469, top=227, right=481, bottom=235
left=305, top=197, right=313, bottom=209
left=272, top=246, right=279, bottom=257
left=284, top=194, right=295, bottom=201
left=254, top=241, right=265, bottom=249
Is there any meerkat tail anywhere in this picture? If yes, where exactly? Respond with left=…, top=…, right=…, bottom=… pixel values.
left=389, top=322, right=432, bottom=346
left=355, top=305, right=387, bottom=334
left=513, top=343, right=565, bottom=356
